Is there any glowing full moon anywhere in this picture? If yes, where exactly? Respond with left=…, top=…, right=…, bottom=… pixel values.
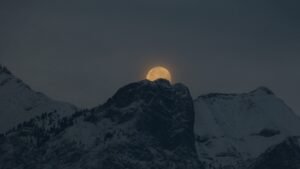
left=146, top=66, right=172, bottom=82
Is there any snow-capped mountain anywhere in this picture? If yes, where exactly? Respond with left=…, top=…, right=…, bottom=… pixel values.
left=194, top=87, right=300, bottom=169
left=0, top=70, right=299, bottom=169
left=0, top=65, right=77, bottom=133
left=0, top=79, right=202, bottom=169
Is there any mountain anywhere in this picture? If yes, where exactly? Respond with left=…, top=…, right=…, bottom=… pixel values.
left=0, top=71, right=299, bottom=169
left=0, top=65, right=77, bottom=133
left=194, top=87, right=300, bottom=169
left=0, top=79, right=203, bottom=169
left=249, top=136, right=300, bottom=169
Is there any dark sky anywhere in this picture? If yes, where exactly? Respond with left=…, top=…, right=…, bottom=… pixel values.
left=0, top=0, right=300, bottom=114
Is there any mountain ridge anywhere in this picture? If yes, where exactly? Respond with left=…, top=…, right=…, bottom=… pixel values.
left=194, top=85, right=300, bottom=168
left=0, top=65, right=299, bottom=169
left=0, top=64, right=78, bottom=133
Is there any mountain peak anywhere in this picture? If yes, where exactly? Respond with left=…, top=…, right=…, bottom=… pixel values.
left=251, top=86, right=274, bottom=95
left=0, top=64, right=12, bottom=75
left=96, top=79, right=196, bottom=150
left=0, top=64, right=77, bottom=133
left=194, top=85, right=300, bottom=168
left=151, top=78, right=171, bottom=86
left=107, top=79, right=190, bottom=108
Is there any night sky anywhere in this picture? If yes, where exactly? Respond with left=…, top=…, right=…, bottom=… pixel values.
left=0, top=0, right=300, bottom=114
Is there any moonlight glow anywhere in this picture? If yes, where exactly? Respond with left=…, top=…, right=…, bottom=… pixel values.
left=146, top=66, right=172, bottom=82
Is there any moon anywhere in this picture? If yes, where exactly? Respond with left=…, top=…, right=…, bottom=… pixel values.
left=146, top=66, right=172, bottom=82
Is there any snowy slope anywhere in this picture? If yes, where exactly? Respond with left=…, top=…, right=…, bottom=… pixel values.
left=194, top=87, right=300, bottom=168
left=0, top=65, right=77, bottom=133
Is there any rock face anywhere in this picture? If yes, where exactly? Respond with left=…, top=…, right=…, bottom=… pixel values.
left=0, top=79, right=203, bottom=169
left=0, top=65, right=77, bottom=133
left=105, top=79, right=195, bottom=150
left=194, top=87, right=300, bottom=169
